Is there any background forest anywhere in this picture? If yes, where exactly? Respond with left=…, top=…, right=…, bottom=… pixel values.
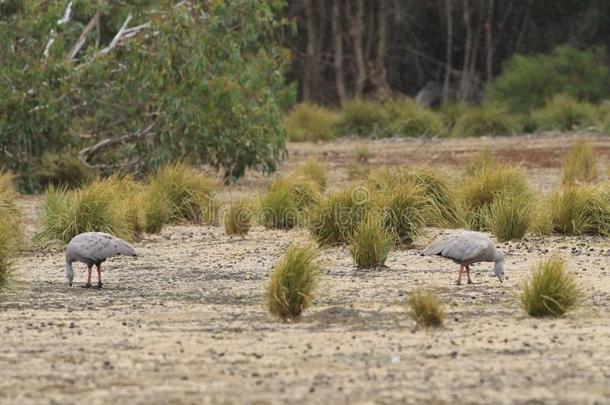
left=1, top=0, right=610, bottom=192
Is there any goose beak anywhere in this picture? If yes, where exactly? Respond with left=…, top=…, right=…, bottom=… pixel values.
left=68, top=282, right=73, bottom=287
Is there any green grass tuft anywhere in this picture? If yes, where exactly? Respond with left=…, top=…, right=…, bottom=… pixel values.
left=335, top=98, right=388, bottom=137
left=347, top=213, right=394, bottom=268
left=408, top=288, right=446, bottom=328
left=260, top=176, right=321, bottom=229
left=355, top=143, right=372, bottom=163
left=561, top=140, right=598, bottom=185
left=520, top=257, right=584, bottom=317
left=308, top=185, right=371, bottom=245
left=224, top=199, right=253, bottom=236
left=266, top=244, right=320, bottom=319
left=148, top=163, right=218, bottom=224
left=547, top=184, right=610, bottom=236
left=292, top=158, right=327, bottom=190
left=487, top=193, right=534, bottom=241
left=382, top=98, right=446, bottom=137
left=451, top=104, right=522, bottom=137
left=284, top=103, right=338, bottom=142
left=0, top=172, right=22, bottom=288
left=373, top=184, right=428, bottom=244
left=531, top=94, right=598, bottom=132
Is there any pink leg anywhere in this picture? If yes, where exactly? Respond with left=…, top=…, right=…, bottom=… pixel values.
left=466, top=265, right=474, bottom=284
left=456, top=265, right=464, bottom=285
left=96, top=264, right=103, bottom=289
left=85, top=266, right=92, bottom=288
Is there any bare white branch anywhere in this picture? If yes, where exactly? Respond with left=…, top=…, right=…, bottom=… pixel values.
left=57, top=1, right=73, bottom=25
left=98, top=14, right=133, bottom=56
left=43, top=30, right=57, bottom=59
left=66, top=12, right=100, bottom=62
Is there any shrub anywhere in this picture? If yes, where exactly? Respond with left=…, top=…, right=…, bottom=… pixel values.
left=224, top=199, right=253, bottom=236
left=520, top=257, right=583, bottom=317
left=487, top=193, right=534, bottom=241
left=260, top=176, right=321, bottom=229
left=547, top=184, right=610, bottom=236
left=348, top=213, right=394, bottom=268
left=531, top=94, right=598, bottom=132
left=451, top=104, right=522, bottom=137
left=334, top=98, right=388, bottom=137
left=382, top=98, right=446, bottom=137
left=266, top=245, right=320, bottom=319
left=148, top=163, right=218, bottom=224
left=31, top=152, right=94, bottom=191
left=309, top=185, right=371, bottom=245
left=37, top=180, right=132, bottom=244
left=460, top=164, right=532, bottom=231
left=284, top=103, right=338, bottom=142
left=292, top=158, right=327, bottom=190
left=561, top=140, right=598, bottom=185
left=373, top=184, right=428, bottom=244
left=487, top=46, right=610, bottom=113
left=408, top=288, right=446, bottom=328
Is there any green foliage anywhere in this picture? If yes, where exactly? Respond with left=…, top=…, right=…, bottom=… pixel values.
left=292, top=158, right=327, bottom=190
left=30, top=151, right=94, bottom=192
left=451, top=104, right=522, bottom=137
left=439, top=102, right=469, bottom=130
left=520, top=257, right=583, bottom=317
left=531, top=94, right=598, bottom=132
left=259, top=176, right=321, bottom=229
left=460, top=164, right=532, bottom=231
left=488, top=46, right=610, bottom=113
left=148, top=163, right=218, bottom=225
left=408, top=288, right=446, bottom=328
left=561, top=140, right=598, bottom=185
left=284, top=103, right=337, bottom=142
left=547, top=184, right=610, bottom=236
left=334, top=98, right=388, bottom=137
left=348, top=213, right=393, bottom=268
left=487, top=193, right=534, bottom=241
left=1, top=1, right=293, bottom=189
left=309, top=185, right=371, bottom=246
left=382, top=98, right=446, bottom=137
left=224, top=199, right=253, bottom=236
left=266, top=244, right=320, bottom=319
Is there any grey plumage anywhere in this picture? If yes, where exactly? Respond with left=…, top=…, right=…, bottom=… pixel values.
left=65, top=232, right=137, bottom=287
left=421, top=230, right=505, bottom=284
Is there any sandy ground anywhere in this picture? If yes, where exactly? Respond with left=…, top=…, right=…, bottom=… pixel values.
left=1, top=133, right=609, bottom=404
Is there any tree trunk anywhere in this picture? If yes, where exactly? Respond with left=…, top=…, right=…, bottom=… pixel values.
left=485, top=0, right=494, bottom=83
left=303, top=0, right=317, bottom=101
left=348, top=0, right=366, bottom=96
left=370, top=0, right=391, bottom=101
left=443, top=0, right=453, bottom=103
left=331, top=0, right=347, bottom=104
left=458, top=0, right=472, bottom=103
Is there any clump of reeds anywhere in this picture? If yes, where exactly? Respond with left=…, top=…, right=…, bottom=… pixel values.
left=547, top=184, right=610, bottom=236
left=259, top=176, right=321, bottom=229
left=347, top=213, right=394, bottom=268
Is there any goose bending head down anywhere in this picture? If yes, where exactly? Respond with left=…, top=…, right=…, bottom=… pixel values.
left=65, top=232, right=137, bottom=288
left=420, top=230, right=505, bottom=285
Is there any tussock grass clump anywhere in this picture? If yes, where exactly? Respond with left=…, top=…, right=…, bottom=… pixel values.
left=465, top=149, right=495, bottom=175
left=346, top=163, right=371, bottom=180
left=451, top=104, right=521, bottom=137
left=260, top=176, right=322, bottom=229
left=547, top=184, right=610, bottom=236
left=439, top=102, right=469, bottom=130
left=348, top=213, right=393, bottom=268
left=309, top=185, right=371, bottom=245
left=520, top=257, right=583, bottom=317
left=561, top=140, right=598, bottom=185
left=33, top=151, right=93, bottom=190
left=266, top=245, right=320, bottom=319
left=148, top=163, right=218, bottom=224
left=224, top=199, right=253, bottom=236
left=292, top=158, right=327, bottom=190
left=408, top=288, right=446, bottom=328
left=368, top=167, right=463, bottom=228
left=335, top=98, right=388, bottom=137
left=355, top=144, right=372, bottom=163
left=459, top=164, right=531, bottom=231
left=487, top=193, right=534, bottom=241
left=37, top=179, right=132, bottom=244
left=142, top=187, right=172, bottom=234
left=0, top=172, right=22, bottom=287
left=284, top=103, right=338, bottom=142
left=383, top=98, right=446, bottom=137
left=373, top=184, right=428, bottom=244
left=531, top=94, right=598, bottom=132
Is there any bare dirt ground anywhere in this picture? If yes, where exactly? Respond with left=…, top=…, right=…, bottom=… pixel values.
left=1, top=133, right=609, bottom=404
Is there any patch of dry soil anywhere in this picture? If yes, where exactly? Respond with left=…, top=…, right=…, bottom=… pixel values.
left=1, top=135, right=609, bottom=404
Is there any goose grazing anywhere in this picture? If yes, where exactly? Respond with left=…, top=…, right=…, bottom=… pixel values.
left=65, top=232, right=137, bottom=288
left=421, top=230, right=505, bottom=285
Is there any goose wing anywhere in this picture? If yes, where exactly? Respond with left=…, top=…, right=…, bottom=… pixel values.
left=422, top=231, right=494, bottom=263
